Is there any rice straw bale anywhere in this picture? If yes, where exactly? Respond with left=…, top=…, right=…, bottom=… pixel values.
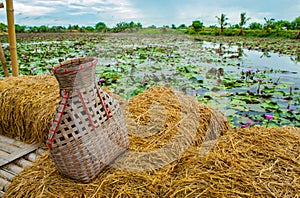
left=3, top=77, right=298, bottom=197
left=4, top=86, right=231, bottom=197
left=0, top=76, right=59, bottom=144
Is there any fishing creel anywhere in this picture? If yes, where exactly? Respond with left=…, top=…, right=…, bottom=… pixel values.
left=46, top=57, right=129, bottom=183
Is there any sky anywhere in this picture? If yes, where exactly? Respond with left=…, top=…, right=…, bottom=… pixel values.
left=0, top=0, right=299, bottom=28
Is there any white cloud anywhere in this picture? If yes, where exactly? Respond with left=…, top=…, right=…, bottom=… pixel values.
left=69, top=12, right=90, bottom=16
left=0, top=0, right=143, bottom=26
left=89, top=1, right=143, bottom=24
left=13, top=1, right=55, bottom=16
left=246, top=11, right=273, bottom=24
left=37, top=0, right=132, bottom=7
left=1, top=0, right=298, bottom=27
left=32, top=0, right=66, bottom=6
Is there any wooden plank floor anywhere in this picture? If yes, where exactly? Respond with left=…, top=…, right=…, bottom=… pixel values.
left=0, top=135, right=45, bottom=197
left=0, top=135, right=40, bottom=167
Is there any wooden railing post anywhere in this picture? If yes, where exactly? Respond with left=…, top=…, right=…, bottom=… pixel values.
left=0, top=42, right=9, bottom=77
left=6, top=0, right=18, bottom=76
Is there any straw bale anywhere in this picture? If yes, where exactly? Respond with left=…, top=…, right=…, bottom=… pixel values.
left=5, top=126, right=300, bottom=198
left=2, top=76, right=300, bottom=197
left=0, top=75, right=127, bottom=144
left=111, top=86, right=230, bottom=173
left=4, top=85, right=232, bottom=197
left=166, top=126, right=300, bottom=197
left=0, top=76, right=59, bottom=144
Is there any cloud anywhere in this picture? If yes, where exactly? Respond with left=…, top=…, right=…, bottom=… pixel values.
left=13, top=1, right=56, bottom=16
left=69, top=11, right=90, bottom=16
left=91, top=5, right=142, bottom=19
left=0, top=0, right=142, bottom=27
left=0, top=0, right=299, bottom=27
left=89, top=0, right=142, bottom=22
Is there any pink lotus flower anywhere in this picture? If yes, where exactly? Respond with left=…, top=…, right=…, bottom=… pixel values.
left=98, top=79, right=105, bottom=83
left=257, top=78, right=263, bottom=83
left=265, top=114, right=273, bottom=121
left=22, top=55, right=29, bottom=61
left=289, top=108, right=295, bottom=112
left=241, top=124, right=247, bottom=128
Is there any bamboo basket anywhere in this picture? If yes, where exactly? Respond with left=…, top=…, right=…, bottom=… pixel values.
left=46, top=58, right=129, bottom=183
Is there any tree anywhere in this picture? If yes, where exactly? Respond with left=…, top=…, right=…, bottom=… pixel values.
left=273, top=20, right=292, bottom=30
left=230, top=24, right=240, bottom=29
left=67, top=24, right=80, bottom=32
left=291, top=16, right=300, bottom=30
left=129, top=21, right=135, bottom=29
left=263, top=17, right=275, bottom=30
left=178, top=24, right=187, bottom=29
left=239, top=12, right=251, bottom=28
left=238, top=12, right=251, bottom=35
left=171, top=24, right=176, bottom=29
left=0, top=23, right=7, bottom=32
left=216, top=13, right=229, bottom=33
left=114, top=22, right=128, bottom=32
left=28, top=26, right=39, bottom=33
left=38, top=25, right=48, bottom=33
left=111, top=21, right=142, bottom=33
left=95, top=22, right=107, bottom=32
left=15, top=24, right=26, bottom=33
left=148, top=25, right=157, bottom=29
left=128, top=21, right=142, bottom=31
left=208, top=25, right=218, bottom=29
left=191, top=20, right=204, bottom=32
left=249, top=22, right=263, bottom=30
left=136, top=22, right=142, bottom=29
left=49, top=26, right=66, bottom=33
left=84, top=26, right=95, bottom=32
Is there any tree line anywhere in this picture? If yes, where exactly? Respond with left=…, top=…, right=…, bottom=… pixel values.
left=185, top=13, right=299, bottom=38
left=0, top=21, right=143, bottom=33
left=0, top=13, right=299, bottom=37
left=187, top=13, right=299, bottom=33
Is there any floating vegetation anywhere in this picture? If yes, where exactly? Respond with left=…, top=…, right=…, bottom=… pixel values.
left=0, top=33, right=299, bottom=128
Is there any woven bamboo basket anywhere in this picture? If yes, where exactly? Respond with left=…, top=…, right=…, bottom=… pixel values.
left=46, top=58, right=129, bottom=183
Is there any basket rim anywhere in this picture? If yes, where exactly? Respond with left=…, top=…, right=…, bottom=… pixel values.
left=53, top=58, right=98, bottom=75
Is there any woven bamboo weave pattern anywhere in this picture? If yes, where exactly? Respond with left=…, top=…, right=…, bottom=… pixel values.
left=47, top=58, right=129, bottom=183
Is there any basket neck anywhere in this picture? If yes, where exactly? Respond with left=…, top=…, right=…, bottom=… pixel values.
left=53, top=58, right=98, bottom=90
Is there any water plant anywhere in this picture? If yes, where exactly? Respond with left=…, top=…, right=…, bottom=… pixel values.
left=0, top=33, right=299, bottom=128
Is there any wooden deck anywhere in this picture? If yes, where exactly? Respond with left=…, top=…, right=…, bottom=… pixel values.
left=0, top=135, right=44, bottom=197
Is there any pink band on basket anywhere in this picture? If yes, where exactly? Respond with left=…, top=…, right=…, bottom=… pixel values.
left=47, top=90, right=69, bottom=149
left=77, top=91, right=97, bottom=129
left=97, top=88, right=111, bottom=119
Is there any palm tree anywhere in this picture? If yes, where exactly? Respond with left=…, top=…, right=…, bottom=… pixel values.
left=216, top=13, right=229, bottom=33
left=239, top=12, right=251, bottom=35
left=263, top=17, right=275, bottom=31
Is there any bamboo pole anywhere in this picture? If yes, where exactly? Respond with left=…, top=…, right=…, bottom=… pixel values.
left=0, top=42, right=9, bottom=77
left=6, top=0, right=18, bottom=76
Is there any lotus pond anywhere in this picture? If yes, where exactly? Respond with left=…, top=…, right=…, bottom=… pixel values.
left=0, top=33, right=300, bottom=128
